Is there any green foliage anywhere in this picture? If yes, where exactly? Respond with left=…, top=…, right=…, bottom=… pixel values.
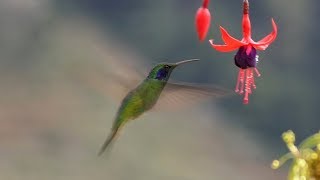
left=272, top=131, right=320, bottom=179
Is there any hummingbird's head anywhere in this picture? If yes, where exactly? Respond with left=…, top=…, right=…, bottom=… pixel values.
left=147, top=59, right=199, bottom=81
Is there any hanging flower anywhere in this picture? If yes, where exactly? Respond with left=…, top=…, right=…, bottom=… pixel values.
left=209, top=0, right=277, bottom=104
left=272, top=130, right=320, bottom=180
left=195, top=0, right=211, bottom=41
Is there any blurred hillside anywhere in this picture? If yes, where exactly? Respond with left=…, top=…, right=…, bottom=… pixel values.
left=0, top=0, right=319, bottom=179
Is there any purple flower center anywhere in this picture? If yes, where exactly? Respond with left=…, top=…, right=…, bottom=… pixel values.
left=234, top=46, right=257, bottom=69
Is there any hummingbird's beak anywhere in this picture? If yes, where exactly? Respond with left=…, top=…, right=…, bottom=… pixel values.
left=174, top=59, right=200, bottom=66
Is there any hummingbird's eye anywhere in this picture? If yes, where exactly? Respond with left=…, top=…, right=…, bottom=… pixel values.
left=164, top=65, right=170, bottom=69
left=155, top=68, right=168, bottom=80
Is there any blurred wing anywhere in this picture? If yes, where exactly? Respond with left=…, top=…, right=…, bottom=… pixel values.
left=52, top=19, right=150, bottom=102
left=152, top=82, right=233, bottom=111
left=83, top=57, right=145, bottom=102
left=66, top=33, right=147, bottom=102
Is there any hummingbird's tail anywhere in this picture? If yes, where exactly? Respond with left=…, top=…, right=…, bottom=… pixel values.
left=97, top=128, right=119, bottom=156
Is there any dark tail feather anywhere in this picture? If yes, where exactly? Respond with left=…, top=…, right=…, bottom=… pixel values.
left=98, top=128, right=119, bottom=156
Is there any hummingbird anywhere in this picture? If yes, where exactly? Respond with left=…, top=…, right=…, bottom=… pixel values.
left=97, top=59, right=230, bottom=156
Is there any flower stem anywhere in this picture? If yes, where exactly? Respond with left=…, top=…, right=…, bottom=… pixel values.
left=243, top=0, right=249, bottom=14
left=202, top=0, right=209, bottom=8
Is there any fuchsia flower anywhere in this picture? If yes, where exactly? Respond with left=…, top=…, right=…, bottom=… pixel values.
left=209, top=0, right=277, bottom=104
left=195, top=0, right=211, bottom=41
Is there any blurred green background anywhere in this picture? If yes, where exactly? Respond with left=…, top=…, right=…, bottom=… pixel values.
left=0, top=0, right=318, bottom=179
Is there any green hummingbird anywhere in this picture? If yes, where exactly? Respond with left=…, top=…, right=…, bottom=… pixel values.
left=97, top=59, right=230, bottom=156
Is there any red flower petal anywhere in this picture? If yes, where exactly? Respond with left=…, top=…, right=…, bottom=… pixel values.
left=253, top=44, right=269, bottom=51
left=195, top=7, right=211, bottom=41
left=252, top=18, right=277, bottom=50
left=219, top=26, right=246, bottom=47
left=209, top=39, right=240, bottom=52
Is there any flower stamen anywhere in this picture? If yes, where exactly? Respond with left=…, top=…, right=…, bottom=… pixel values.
left=235, top=68, right=245, bottom=94
left=235, top=67, right=260, bottom=104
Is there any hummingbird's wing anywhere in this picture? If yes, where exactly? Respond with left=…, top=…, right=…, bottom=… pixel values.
left=152, top=82, right=233, bottom=111
left=73, top=41, right=146, bottom=102
left=85, top=62, right=144, bottom=102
